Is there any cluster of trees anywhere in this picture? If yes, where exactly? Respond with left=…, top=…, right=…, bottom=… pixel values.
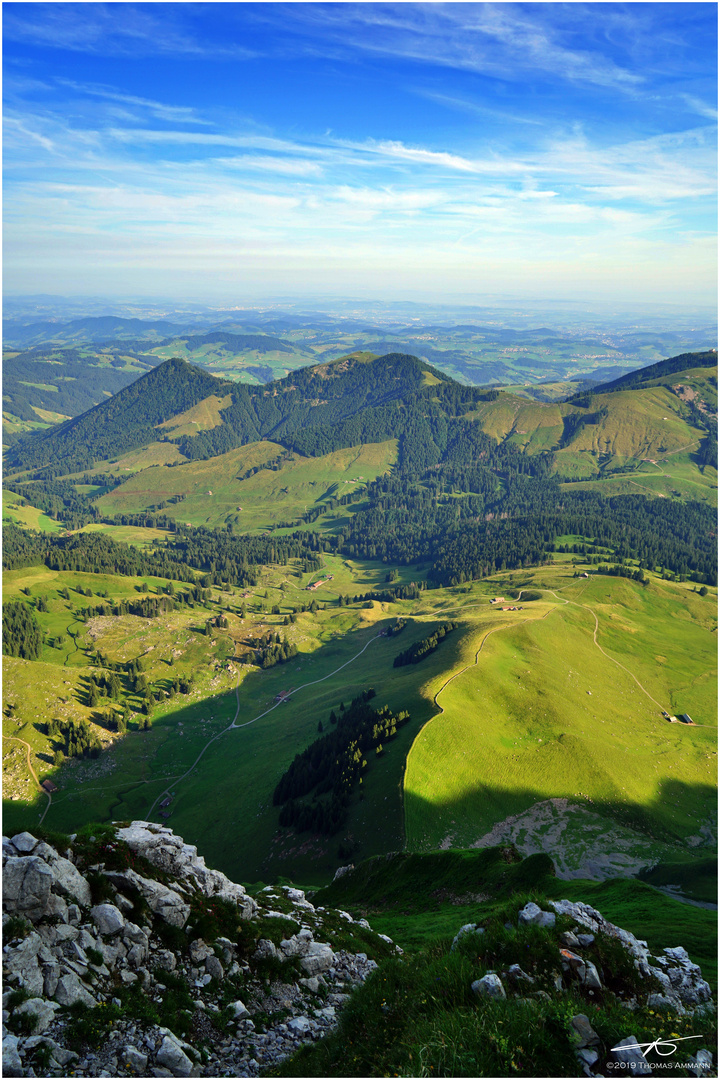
left=86, top=671, right=123, bottom=706
left=245, top=631, right=299, bottom=668
left=2, top=523, right=326, bottom=589
left=393, top=622, right=457, bottom=667
left=558, top=407, right=609, bottom=449
left=594, top=564, right=649, bottom=584
left=2, top=602, right=42, bottom=660
left=273, top=690, right=410, bottom=835
left=48, top=717, right=101, bottom=761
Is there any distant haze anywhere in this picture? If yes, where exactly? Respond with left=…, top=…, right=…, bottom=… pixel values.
left=3, top=3, right=717, bottom=304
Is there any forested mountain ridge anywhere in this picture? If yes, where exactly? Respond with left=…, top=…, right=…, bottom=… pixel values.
left=583, top=349, right=718, bottom=395
left=5, top=352, right=461, bottom=475
left=160, top=331, right=315, bottom=356
left=4, top=359, right=229, bottom=476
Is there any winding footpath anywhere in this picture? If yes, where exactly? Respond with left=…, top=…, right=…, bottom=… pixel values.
left=145, top=630, right=384, bottom=819
left=546, top=588, right=667, bottom=714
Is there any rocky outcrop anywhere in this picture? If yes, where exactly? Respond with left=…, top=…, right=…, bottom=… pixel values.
left=452, top=899, right=715, bottom=1078
left=2, top=823, right=399, bottom=1078
left=116, top=823, right=257, bottom=919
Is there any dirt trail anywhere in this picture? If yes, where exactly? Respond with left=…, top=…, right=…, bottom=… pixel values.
left=145, top=631, right=383, bottom=820
left=5, top=736, right=52, bottom=824
left=430, top=593, right=556, bottom=718
left=546, top=589, right=666, bottom=714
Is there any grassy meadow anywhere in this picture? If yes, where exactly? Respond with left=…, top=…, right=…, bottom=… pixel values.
left=3, top=547, right=716, bottom=894
left=93, top=440, right=398, bottom=530
left=404, top=568, right=717, bottom=868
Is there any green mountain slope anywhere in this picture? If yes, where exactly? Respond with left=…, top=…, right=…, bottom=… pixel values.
left=5, top=359, right=230, bottom=475
left=587, top=348, right=718, bottom=394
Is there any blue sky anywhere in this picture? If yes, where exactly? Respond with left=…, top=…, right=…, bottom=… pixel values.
left=3, top=2, right=717, bottom=304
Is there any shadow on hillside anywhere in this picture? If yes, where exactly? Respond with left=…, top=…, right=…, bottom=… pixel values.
left=3, top=616, right=426, bottom=848
left=404, top=776, right=718, bottom=855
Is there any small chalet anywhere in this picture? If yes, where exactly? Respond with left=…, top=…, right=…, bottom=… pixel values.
left=490, top=597, right=505, bottom=604
left=679, top=714, right=695, bottom=725
left=41, top=779, right=58, bottom=794
left=159, top=796, right=173, bottom=809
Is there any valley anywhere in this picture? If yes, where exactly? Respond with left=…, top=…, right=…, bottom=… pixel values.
left=3, top=348, right=717, bottom=905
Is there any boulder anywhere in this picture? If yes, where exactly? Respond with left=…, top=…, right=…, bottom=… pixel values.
left=11, top=832, right=39, bottom=854
left=471, top=973, right=506, bottom=999
left=3, top=857, right=53, bottom=922
left=582, top=960, right=603, bottom=990
left=518, top=902, right=555, bottom=928
left=124, top=1047, right=149, bottom=1071
left=15, top=997, right=61, bottom=1034
left=4, top=932, right=45, bottom=997
left=230, top=999, right=250, bottom=1019
left=610, top=1037, right=652, bottom=1076
left=287, top=1016, right=311, bottom=1035
left=154, top=950, right=177, bottom=972
left=205, top=955, right=223, bottom=981
left=33, top=843, right=91, bottom=907
left=116, top=822, right=257, bottom=919
left=300, top=942, right=335, bottom=976
left=451, top=923, right=483, bottom=951
left=255, top=939, right=279, bottom=961
left=189, top=939, right=212, bottom=963
left=109, top=869, right=190, bottom=927
left=570, top=1014, right=601, bottom=1048
left=279, top=934, right=309, bottom=959
left=156, top=1034, right=194, bottom=1077
left=688, top=1050, right=714, bottom=1077
left=91, top=903, right=125, bottom=936
left=507, top=964, right=534, bottom=985
left=53, top=972, right=96, bottom=1007
left=647, top=993, right=676, bottom=1012
left=2, top=1034, right=22, bottom=1078
left=45, top=893, right=69, bottom=922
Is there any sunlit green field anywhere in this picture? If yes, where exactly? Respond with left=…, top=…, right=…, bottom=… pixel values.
left=404, top=571, right=717, bottom=863
left=3, top=489, right=64, bottom=533
left=94, top=439, right=398, bottom=530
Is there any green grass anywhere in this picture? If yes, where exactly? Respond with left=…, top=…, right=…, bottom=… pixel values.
left=313, top=848, right=718, bottom=990
left=282, top=857, right=717, bottom=1077
left=2, top=489, right=64, bottom=533
left=93, top=439, right=398, bottom=531
left=404, top=568, right=716, bottom=864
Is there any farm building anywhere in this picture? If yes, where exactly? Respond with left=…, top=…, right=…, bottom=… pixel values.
left=159, top=796, right=173, bottom=809
left=41, top=779, right=58, bottom=794
left=679, top=714, right=695, bottom=725
left=490, top=597, right=506, bottom=604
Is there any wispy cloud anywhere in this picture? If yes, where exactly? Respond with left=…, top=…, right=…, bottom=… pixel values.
left=56, top=80, right=214, bottom=125
left=3, top=5, right=716, bottom=302
left=681, top=94, right=718, bottom=121
left=280, top=3, right=644, bottom=91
